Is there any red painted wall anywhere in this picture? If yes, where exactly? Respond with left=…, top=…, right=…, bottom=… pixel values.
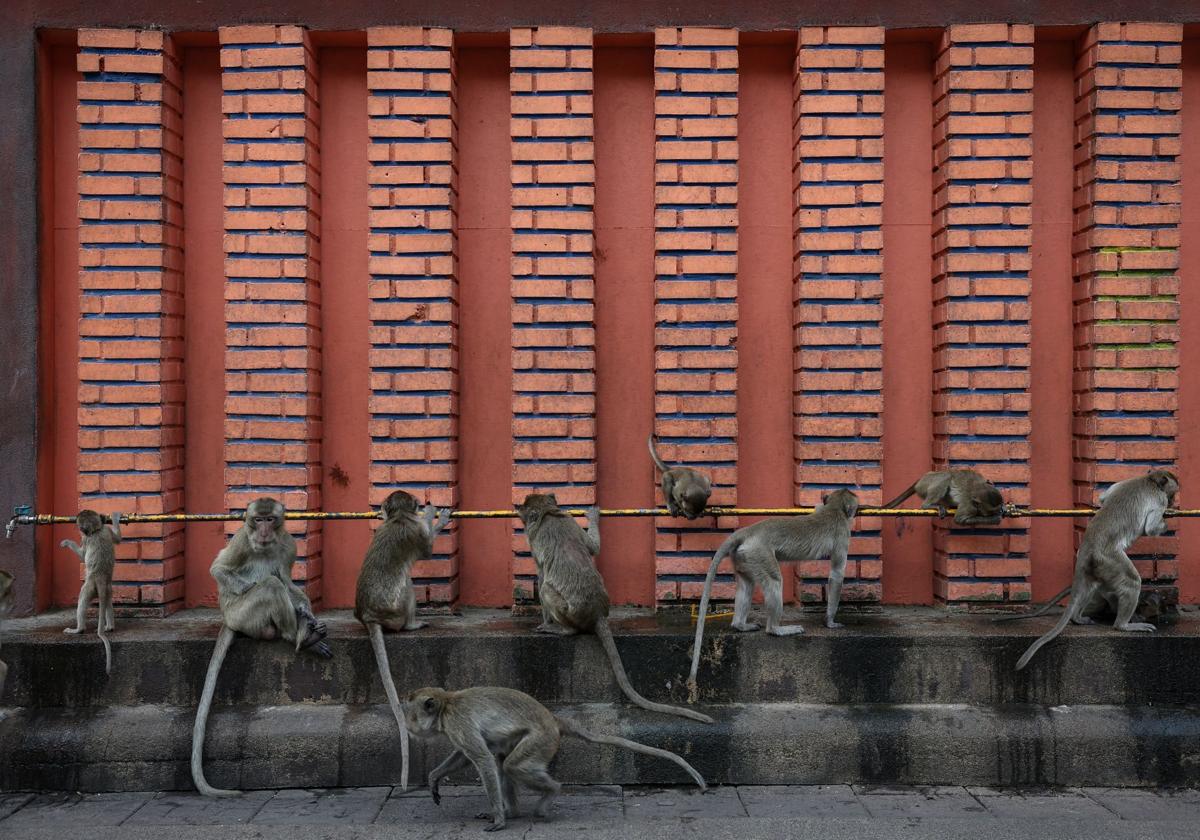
left=36, top=25, right=1200, bottom=611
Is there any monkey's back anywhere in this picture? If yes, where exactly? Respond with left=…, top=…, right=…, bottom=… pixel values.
left=529, top=515, right=610, bottom=628
left=355, top=515, right=428, bottom=623
left=448, top=687, right=561, bottom=752
left=83, top=532, right=117, bottom=576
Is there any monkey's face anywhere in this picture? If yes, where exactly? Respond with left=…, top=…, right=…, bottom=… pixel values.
left=76, top=510, right=104, bottom=536
left=381, top=490, right=419, bottom=521
left=404, top=689, right=443, bottom=737
left=516, top=493, right=559, bottom=525
left=980, top=487, right=1004, bottom=517
left=245, top=499, right=284, bottom=550
left=680, top=485, right=711, bottom=519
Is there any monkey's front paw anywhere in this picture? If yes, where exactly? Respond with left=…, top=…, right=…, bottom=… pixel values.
left=63, top=627, right=83, bottom=635
left=430, top=786, right=441, bottom=806
left=731, top=622, right=761, bottom=632
left=404, top=621, right=428, bottom=631
left=825, top=620, right=844, bottom=629
left=1121, top=622, right=1156, bottom=633
left=484, top=820, right=507, bottom=832
left=306, top=640, right=334, bottom=659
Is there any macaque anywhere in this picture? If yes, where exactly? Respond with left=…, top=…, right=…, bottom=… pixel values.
left=882, top=469, right=1004, bottom=526
left=648, top=435, right=712, bottom=520
left=60, top=509, right=122, bottom=674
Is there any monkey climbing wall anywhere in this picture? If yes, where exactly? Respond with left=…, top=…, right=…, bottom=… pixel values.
left=33, top=25, right=1200, bottom=615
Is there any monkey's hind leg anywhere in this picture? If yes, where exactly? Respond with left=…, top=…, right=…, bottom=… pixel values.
left=764, top=575, right=804, bottom=637
left=1109, top=564, right=1155, bottom=633
left=730, top=573, right=760, bottom=632
left=402, top=584, right=427, bottom=631
left=64, top=578, right=96, bottom=635
left=503, top=732, right=560, bottom=820
left=191, top=625, right=240, bottom=797
left=428, top=750, right=470, bottom=807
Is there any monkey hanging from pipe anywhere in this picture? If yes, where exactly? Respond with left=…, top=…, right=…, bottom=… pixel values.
left=1014, top=469, right=1179, bottom=671
left=688, top=488, right=859, bottom=691
left=192, top=498, right=332, bottom=796
left=881, top=468, right=1004, bottom=526
left=406, top=686, right=705, bottom=832
left=354, top=489, right=451, bottom=792
left=60, top=509, right=122, bottom=675
left=648, top=435, right=712, bottom=520
left=516, top=493, right=713, bottom=724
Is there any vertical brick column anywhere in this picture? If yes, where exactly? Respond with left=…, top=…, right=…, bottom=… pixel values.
left=793, top=27, right=885, bottom=607
left=510, top=27, right=596, bottom=603
left=220, top=26, right=323, bottom=599
left=367, top=27, right=460, bottom=606
left=1074, top=24, right=1182, bottom=586
left=653, top=28, right=738, bottom=605
left=931, top=24, right=1033, bottom=605
left=77, top=30, right=185, bottom=613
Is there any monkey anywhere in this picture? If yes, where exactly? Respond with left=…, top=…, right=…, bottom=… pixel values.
left=689, top=488, right=859, bottom=689
left=354, top=489, right=451, bottom=793
left=1015, top=469, right=1179, bottom=671
left=648, top=435, right=712, bottom=520
left=60, top=509, right=122, bottom=675
left=995, top=586, right=1166, bottom=626
left=516, top=493, right=713, bottom=725
left=406, top=686, right=705, bottom=832
left=192, top=498, right=331, bottom=797
left=881, top=469, right=1004, bottom=526
left=0, top=570, right=13, bottom=697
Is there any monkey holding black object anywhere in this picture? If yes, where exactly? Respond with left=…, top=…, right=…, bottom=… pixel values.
left=406, top=686, right=705, bottom=832
left=0, top=570, right=13, bottom=696
left=192, top=498, right=332, bottom=797
left=882, top=469, right=1004, bottom=526
left=648, top=435, right=712, bottom=519
left=516, top=493, right=713, bottom=724
left=355, top=489, right=451, bottom=792
left=689, top=489, right=859, bottom=689
left=60, top=509, right=122, bottom=675
left=1015, top=469, right=1179, bottom=671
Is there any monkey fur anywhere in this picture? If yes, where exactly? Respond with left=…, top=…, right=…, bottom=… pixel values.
left=690, top=488, right=859, bottom=689
left=0, top=570, right=13, bottom=697
left=192, top=498, right=332, bottom=797
left=648, top=435, right=712, bottom=520
left=60, top=509, right=122, bottom=675
left=406, top=686, right=705, bottom=832
left=1015, top=469, right=1179, bottom=670
left=355, top=489, right=451, bottom=792
left=995, top=585, right=1166, bottom=626
left=882, top=469, right=1004, bottom=526
left=516, top=493, right=713, bottom=725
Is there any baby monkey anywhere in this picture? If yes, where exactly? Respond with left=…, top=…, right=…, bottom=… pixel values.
left=60, top=509, right=122, bottom=674
left=0, top=570, right=13, bottom=696
left=648, top=435, right=712, bottom=519
left=882, top=469, right=1004, bottom=526
left=355, top=489, right=451, bottom=792
left=690, top=489, right=859, bottom=689
left=407, top=686, right=705, bottom=832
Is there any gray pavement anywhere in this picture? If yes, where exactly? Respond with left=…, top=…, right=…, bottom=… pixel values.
left=2, top=785, right=1200, bottom=839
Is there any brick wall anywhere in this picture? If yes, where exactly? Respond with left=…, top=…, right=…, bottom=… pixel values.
left=76, top=29, right=186, bottom=614
left=220, top=25, right=323, bottom=600
left=793, top=26, right=885, bottom=607
left=1073, top=23, right=1182, bottom=587
left=46, top=22, right=1200, bottom=613
left=366, top=26, right=460, bottom=605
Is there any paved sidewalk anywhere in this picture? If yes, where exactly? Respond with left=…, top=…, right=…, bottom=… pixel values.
left=3, top=785, right=1200, bottom=839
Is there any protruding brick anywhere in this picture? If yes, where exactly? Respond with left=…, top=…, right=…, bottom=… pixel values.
left=220, top=25, right=323, bottom=602
left=1073, top=23, right=1181, bottom=584
left=76, top=29, right=185, bottom=612
left=794, top=27, right=885, bottom=606
left=367, top=27, right=461, bottom=604
left=931, top=24, right=1033, bottom=605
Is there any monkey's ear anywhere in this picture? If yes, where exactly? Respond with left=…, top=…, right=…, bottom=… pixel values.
left=423, top=697, right=437, bottom=713
left=821, top=493, right=829, bottom=504
left=548, top=493, right=558, bottom=505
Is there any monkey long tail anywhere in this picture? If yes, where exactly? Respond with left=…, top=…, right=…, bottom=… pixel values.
left=368, top=623, right=410, bottom=792
left=98, top=625, right=112, bottom=676
left=880, top=483, right=918, bottom=511
left=1015, top=572, right=1088, bottom=671
left=993, top=585, right=1072, bottom=623
left=594, top=618, right=713, bottom=725
left=647, top=435, right=670, bottom=474
left=191, top=625, right=240, bottom=797
left=688, top=536, right=738, bottom=687
left=555, top=714, right=707, bottom=791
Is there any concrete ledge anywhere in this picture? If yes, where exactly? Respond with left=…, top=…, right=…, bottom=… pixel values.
left=2, top=702, right=1199, bottom=792
left=2, top=607, right=1199, bottom=707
